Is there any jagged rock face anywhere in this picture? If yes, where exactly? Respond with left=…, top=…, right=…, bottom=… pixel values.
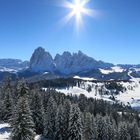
left=54, top=52, right=73, bottom=74
left=30, top=47, right=55, bottom=72
left=29, top=47, right=113, bottom=74
left=54, top=51, right=100, bottom=74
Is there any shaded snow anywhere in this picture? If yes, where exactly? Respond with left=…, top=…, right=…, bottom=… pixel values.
left=0, top=123, right=48, bottom=140
left=0, top=123, right=10, bottom=140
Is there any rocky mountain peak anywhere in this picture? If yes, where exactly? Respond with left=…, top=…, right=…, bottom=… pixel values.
left=29, top=47, right=114, bottom=74
left=30, top=47, right=55, bottom=72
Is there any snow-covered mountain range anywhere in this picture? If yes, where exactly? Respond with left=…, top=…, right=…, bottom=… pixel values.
left=0, top=59, right=29, bottom=72
left=29, top=47, right=140, bottom=80
left=0, top=47, right=140, bottom=81
left=29, top=47, right=113, bottom=74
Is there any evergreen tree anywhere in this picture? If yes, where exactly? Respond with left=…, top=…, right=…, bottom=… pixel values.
left=55, top=104, right=65, bottom=140
left=118, top=122, right=131, bottom=140
left=83, top=112, right=97, bottom=140
left=68, top=104, right=83, bottom=140
left=1, top=78, right=13, bottom=121
left=2, top=89, right=13, bottom=121
left=63, top=100, right=72, bottom=139
left=127, top=122, right=140, bottom=140
left=11, top=96, right=35, bottom=140
left=96, top=115, right=106, bottom=140
left=31, top=91, right=45, bottom=134
left=44, top=96, right=57, bottom=139
left=103, top=116, right=116, bottom=140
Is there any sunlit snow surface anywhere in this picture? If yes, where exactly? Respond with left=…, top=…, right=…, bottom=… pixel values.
left=116, top=71, right=140, bottom=107
left=54, top=80, right=115, bottom=103
left=100, top=66, right=125, bottom=74
left=73, top=76, right=96, bottom=81
left=0, top=67, right=17, bottom=73
left=52, top=71, right=140, bottom=108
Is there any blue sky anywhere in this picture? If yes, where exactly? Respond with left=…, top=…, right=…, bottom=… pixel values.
left=0, top=0, right=140, bottom=64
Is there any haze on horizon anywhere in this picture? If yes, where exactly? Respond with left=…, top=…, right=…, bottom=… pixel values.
left=0, top=0, right=140, bottom=64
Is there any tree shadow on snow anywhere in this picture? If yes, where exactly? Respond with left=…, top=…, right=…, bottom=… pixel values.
left=0, top=126, right=10, bottom=134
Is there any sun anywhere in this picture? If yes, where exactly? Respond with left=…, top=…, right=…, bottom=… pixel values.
left=71, top=0, right=85, bottom=20
left=63, top=0, right=93, bottom=29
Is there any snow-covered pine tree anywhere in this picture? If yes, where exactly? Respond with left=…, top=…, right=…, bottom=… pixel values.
left=44, top=96, right=57, bottom=139
left=11, top=82, right=35, bottom=140
left=83, top=112, right=97, bottom=140
left=118, top=122, right=131, bottom=140
left=63, top=100, right=71, bottom=139
left=31, top=90, right=45, bottom=134
left=11, top=96, right=35, bottom=140
left=55, top=104, right=65, bottom=140
left=91, top=115, right=98, bottom=140
left=96, top=115, right=106, bottom=140
left=103, top=116, right=116, bottom=140
left=2, top=89, right=13, bottom=121
left=127, top=121, right=140, bottom=140
left=16, top=79, right=29, bottom=98
left=68, top=104, right=83, bottom=140
left=1, top=78, right=14, bottom=121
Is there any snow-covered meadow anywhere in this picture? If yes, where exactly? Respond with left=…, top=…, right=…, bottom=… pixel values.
left=53, top=70, right=140, bottom=108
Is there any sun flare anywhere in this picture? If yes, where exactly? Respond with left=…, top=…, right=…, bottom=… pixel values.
left=63, top=0, right=93, bottom=29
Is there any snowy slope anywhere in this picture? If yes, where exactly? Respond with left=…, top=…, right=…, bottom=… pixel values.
left=50, top=71, right=140, bottom=108
left=116, top=71, right=140, bottom=107
left=56, top=86, right=113, bottom=103
left=100, top=66, right=125, bottom=74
